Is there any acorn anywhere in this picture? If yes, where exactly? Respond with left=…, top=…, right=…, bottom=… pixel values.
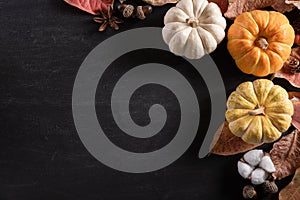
left=142, top=5, right=152, bottom=15
left=117, top=4, right=135, bottom=18
left=135, top=5, right=152, bottom=20
left=262, top=180, right=278, bottom=194
left=243, top=185, right=257, bottom=199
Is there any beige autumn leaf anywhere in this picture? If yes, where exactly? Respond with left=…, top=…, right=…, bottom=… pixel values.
left=279, top=167, right=300, bottom=200
left=272, top=0, right=296, bottom=12
left=210, top=121, right=262, bottom=156
left=270, top=130, right=300, bottom=180
left=208, top=0, right=229, bottom=13
left=288, top=92, right=300, bottom=131
left=286, top=0, right=300, bottom=9
left=142, top=0, right=178, bottom=6
left=225, top=0, right=295, bottom=19
left=64, top=0, right=113, bottom=14
left=273, top=47, right=300, bottom=88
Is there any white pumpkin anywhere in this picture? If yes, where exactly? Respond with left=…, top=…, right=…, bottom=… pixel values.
left=162, top=0, right=226, bottom=59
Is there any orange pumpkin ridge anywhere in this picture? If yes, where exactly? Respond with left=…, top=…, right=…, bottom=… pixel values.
left=227, top=10, right=295, bottom=77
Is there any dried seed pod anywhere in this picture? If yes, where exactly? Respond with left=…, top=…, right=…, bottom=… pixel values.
left=283, top=56, right=300, bottom=74
left=135, top=5, right=153, bottom=20
left=142, top=5, right=152, bottom=15
left=243, top=185, right=257, bottom=199
left=117, top=4, right=135, bottom=18
left=136, top=6, right=146, bottom=20
left=262, top=180, right=278, bottom=194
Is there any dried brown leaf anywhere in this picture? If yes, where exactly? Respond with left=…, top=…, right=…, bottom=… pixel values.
left=286, top=0, right=300, bottom=9
left=289, top=92, right=300, bottom=131
left=225, top=0, right=272, bottom=19
left=273, top=47, right=300, bottom=88
left=289, top=92, right=300, bottom=100
left=224, top=0, right=295, bottom=19
left=272, top=0, right=295, bottom=13
left=64, top=0, right=113, bottom=15
left=210, top=121, right=262, bottom=156
left=208, top=0, right=229, bottom=13
left=270, top=130, right=300, bottom=180
left=142, top=0, right=178, bottom=6
left=274, top=72, right=300, bottom=88
left=279, top=167, right=300, bottom=200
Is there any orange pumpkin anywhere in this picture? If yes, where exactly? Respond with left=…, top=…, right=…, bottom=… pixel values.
left=227, top=10, right=295, bottom=77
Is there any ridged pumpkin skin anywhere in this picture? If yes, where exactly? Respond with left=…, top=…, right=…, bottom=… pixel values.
left=226, top=79, right=293, bottom=144
left=162, top=0, right=226, bottom=59
left=227, top=10, right=295, bottom=77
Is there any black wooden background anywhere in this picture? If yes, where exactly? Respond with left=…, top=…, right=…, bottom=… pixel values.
left=0, top=1, right=299, bottom=200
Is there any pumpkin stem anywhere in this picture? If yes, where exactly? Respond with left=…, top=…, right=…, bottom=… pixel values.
left=186, top=17, right=198, bottom=28
left=255, top=37, right=269, bottom=50
left=248, top=106, right=265, bottom=116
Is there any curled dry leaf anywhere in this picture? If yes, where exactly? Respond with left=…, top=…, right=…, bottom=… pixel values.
left=143, top=0, right=229, bottom=8
left=273, top=47, right=300, bottom=88
left=142, top=0, right=178, bottom=6
left=270, top=129, right=300, bottom=180
left=224, top=0, right=295, bottom=19
left=272, top=0, right=295, bottom=13
left=208, top=0, right=229, bottom=13
left=285, top=0, right=300, bottom=9
left=64, top=0, right=113, bottom=14
left=210, top=121, right=262, bottom=156
left=279, top=167, right=300, bottom=200
left=289, top=92, right=300, bottom=130
left=225, top=0, right=271, bottom=19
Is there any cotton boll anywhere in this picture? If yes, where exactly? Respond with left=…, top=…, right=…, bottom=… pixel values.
left=251, top=168, right=268, bottom=185
left=243, top=149, right=264, bottom=166
left=238, top=161, right=254, bottom=179
left=259, top=156, right=276, bottom=173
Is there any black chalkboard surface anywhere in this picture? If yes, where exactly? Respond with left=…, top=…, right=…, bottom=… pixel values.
left=0, top=1, right=299, bottom=200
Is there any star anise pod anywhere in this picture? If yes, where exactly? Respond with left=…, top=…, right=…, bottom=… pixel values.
left=93, top=6, right=123, bottom=31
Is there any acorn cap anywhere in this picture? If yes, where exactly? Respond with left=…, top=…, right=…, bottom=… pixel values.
left=243, top=185, right=257, bottom=199
left=122, top=4, right=134, bottom=18
left=262, top=180, right=278, bottom=194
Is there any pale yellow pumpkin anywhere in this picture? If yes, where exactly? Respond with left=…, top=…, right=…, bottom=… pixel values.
left=226, top=79, right=293, bottom=144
